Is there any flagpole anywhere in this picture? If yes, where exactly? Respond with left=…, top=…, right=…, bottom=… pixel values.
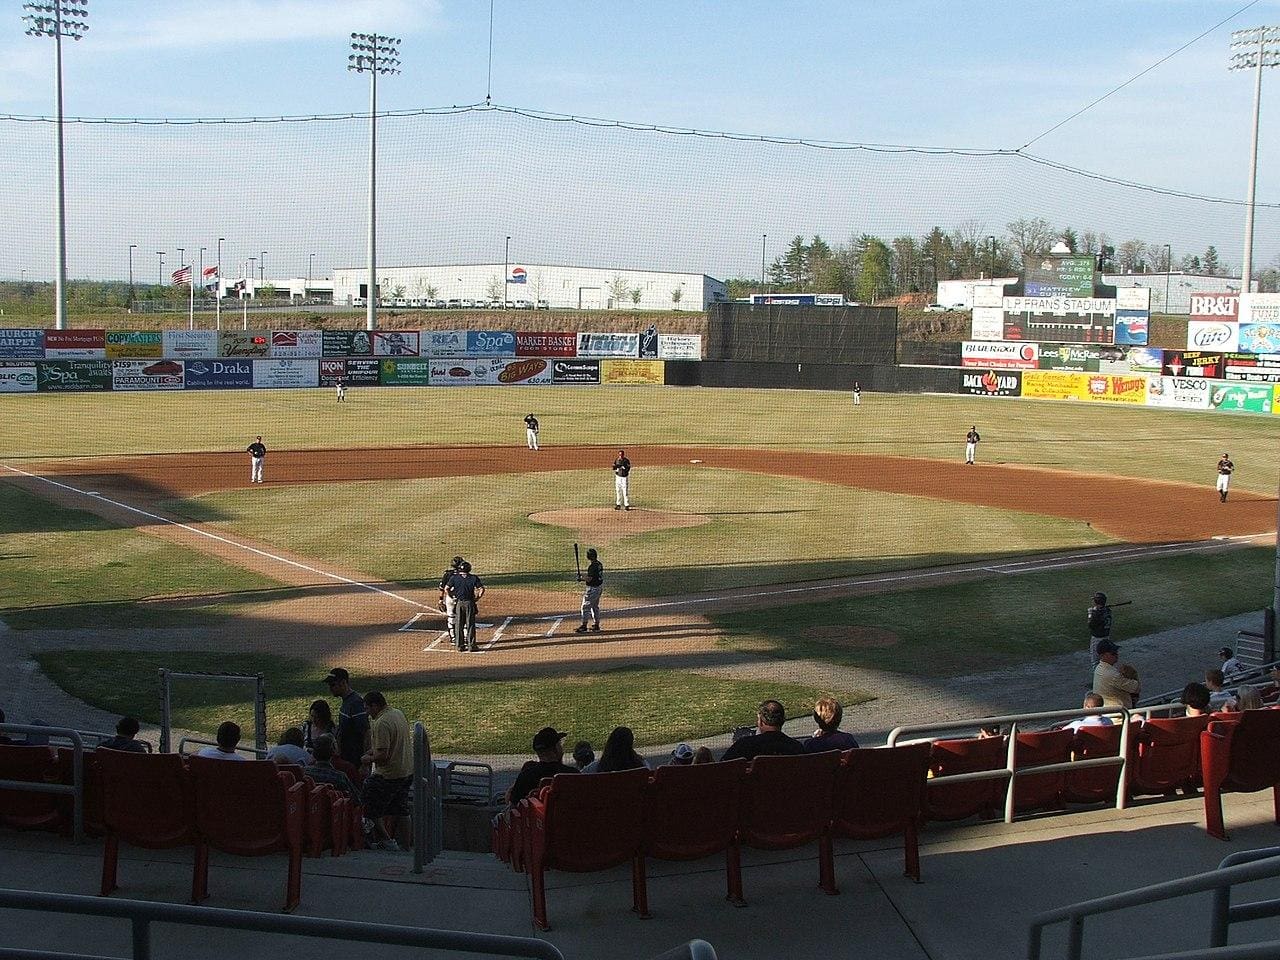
left=188, top=264, right=195, bottom=330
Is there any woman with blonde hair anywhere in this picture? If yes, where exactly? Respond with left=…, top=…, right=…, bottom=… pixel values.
left=1235, top=685, right=1264, bottom=711
left=805, top=696, right=860, bottom=752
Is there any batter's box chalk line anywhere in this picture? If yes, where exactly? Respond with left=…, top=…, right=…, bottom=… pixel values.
left=409, top=615, right=516, bottom=654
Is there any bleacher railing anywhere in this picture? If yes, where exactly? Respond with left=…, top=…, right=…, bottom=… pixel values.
left=887, top=706, right=1135, bottom=822
left=1138, top=658, right=1280, bottom=710
left=0, top=724, right=84, bottom=843
left=412, top=721, right=443, bottom=873
left=174, top=736, right=267, bottom=759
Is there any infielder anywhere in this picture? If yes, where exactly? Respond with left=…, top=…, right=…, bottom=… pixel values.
left=1216, top=452, right=1234, bottom=503
left=246, top=435, right=266, bottom=483
left=524, top=413, right=539, bottom=450
left=613, top=449, right=631, bottom=511
left=336, top=377, right=346, bottom=403
left=575, top=547, right=604, bottom=633
left=965, top=425, right=980, bottom=465
left=438, top=555, right=463, bottom=632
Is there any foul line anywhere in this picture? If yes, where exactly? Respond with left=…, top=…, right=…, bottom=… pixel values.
left=1, top=463, right=429, bottom=611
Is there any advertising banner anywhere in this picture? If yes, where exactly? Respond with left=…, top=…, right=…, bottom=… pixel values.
left=1021, top=370, right=1087, bottom=400
left=465, top=330, right=517, bottom=356
left=423, top=330, right=466, bottom=357
left=270, top=330, right=323, bottom=358
left=1186, top=320, right=1240, bottom=352
left=1238, top=324, right=1280, bottom=355
left=1080, top=374, right=1147, bottom=404
left=1116, top=287, right=1152, bottom=311
left=1002, top=296, right=1116, bottom=345
left=1147, top=376, right=1211, bottom=410
left=163, top=329, right=219, bottom=359
left=252, top=358, right=319, bottom=389
left=319, top=357, right=380, bottom=386
left=112, top=359, right=185, bottom=391
left=0, top=364, right=37, bottom=392
left=371, top=330, right=420, bottom=356
left=601, top=359, right=665, bottom=385
left=1274, top=384, right=1280, bottom=415
left=971, top=285, right=1004, bottom=340
left=1190, top=293, right=1241, bottom=321
left=0, top=329, right=44, bottom=359
left=1243, top=293, right=1280, bottom=324
left=657, top=334, right=703, bottom=360
left=105, top=330, right=162, bottom=359
left=516, top=331, right=577, bottom=357
left=551, top=359, right=600, bottom=384
left=638, top=325, right=659, bottom=359
left=43, top=329, right=105, bottom=359
left=219, top=330, right=271, bottom=358
left=37, top=359, right=112, bottom=392
left=1222, top=352, right=1280, bottom=383
left=1162, top=351, right=1224, bottom=378
left=1114, top=310, right=1149, bottom=346
left=962, top=341, right=1039, bottom=369
left=1037, top=343, right=1102, bottom=372
left=380, top=358, right=432, bottom=386
left=183, top=358, right=253, bottom=389
left=960, top=370, right=1022, bottom=397
left=1125, top=348, right=1166, bottom=374
left=425, top=357, right=551, bottom=386
left=1209, top=381, right=1273, bottom=414
left=322, top=329, right=373, bottom=356
left=577, top=332, right=640, bottom=357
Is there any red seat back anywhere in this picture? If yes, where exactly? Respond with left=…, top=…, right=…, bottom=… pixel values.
left=925, top=736, right=1007, bottom=822
left=540, top=769, right=650, bottom=872
left=1219, top=709, right=1280, bottom=791
left=1064, top=725, right=1123, bottom=804
left=54, top=748, right=103, bottom=836
left=98, top=750, right=195, bottom=847
left=0, top=744, right=61, bottom=830
left=740, top=751, right=840, bottom=849
left=644, top=760, right=746, bottom=861
left=190, top=758, right=292, bottom=855
left=832, top=744, right=930, bottom=839
left=1130, top=715, right=1210, bottom=795
left=1013, top=730, right=1074, bottom=813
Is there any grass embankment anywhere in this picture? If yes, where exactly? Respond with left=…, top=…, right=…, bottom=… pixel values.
left=34, top=650, right=867, bottom=754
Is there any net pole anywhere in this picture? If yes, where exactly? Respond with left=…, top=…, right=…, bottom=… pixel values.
left=366, top=60, right=377, bottom=332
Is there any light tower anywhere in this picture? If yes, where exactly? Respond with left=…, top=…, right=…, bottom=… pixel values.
left=1229, top=26, right=1280, bottom=290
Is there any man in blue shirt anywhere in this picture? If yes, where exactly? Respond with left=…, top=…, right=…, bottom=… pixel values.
left=447, top=561, right=486, bottom=653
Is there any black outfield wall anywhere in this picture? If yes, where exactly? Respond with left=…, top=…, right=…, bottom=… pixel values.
left=665, top=361, right=960, bottom=395
left=705, top=304, right=898, bottom=365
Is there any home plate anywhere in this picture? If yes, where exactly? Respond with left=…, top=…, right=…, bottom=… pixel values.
left=689, top=459, right=702, bottom=463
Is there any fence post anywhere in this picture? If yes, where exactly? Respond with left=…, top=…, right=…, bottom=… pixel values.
left=253, top=674, right=267, bottom=755
left=70, top=736, right=83, bottom=844
left=158, top=669, right=171, bottom=754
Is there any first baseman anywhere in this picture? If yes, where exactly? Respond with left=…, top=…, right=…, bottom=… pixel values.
left=965, top=425, right=980, bottom=465
left=1217, top=452, right=1234, bottom=502
left=524, top=413, right=539, bottom=450
left=246, top=435, right=266, bottom=483
left=613, top=449, right=631, bottom=510
left=575, top=547, right=604, bottom=633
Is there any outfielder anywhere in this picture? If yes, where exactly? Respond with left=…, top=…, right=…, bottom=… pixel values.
left=852, top=381, right=861, bottom=406
left=524, top=413, right=539, bottom=450
left=1216, top=452, right=1234, bottom=503
left=438, top=555, right=463, bottom=632
left=612, top=449, right=631, bottom=511
left=575, top=547, right=604, bottom=633
left=336, top=377, right=346, bottom=403
left=246, top=435, right=266, bottom=483
left=965, top=425, right=980, bottom=465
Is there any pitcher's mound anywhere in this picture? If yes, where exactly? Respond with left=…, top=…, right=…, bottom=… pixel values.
left=803, top=625, right=901, bottom=649
left=529, top=507, right=711, bottom=546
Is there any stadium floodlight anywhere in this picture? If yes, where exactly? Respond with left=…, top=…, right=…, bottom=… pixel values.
left=22, top=0, right=89, bottom=330
left=308, top=252, right=315, bottom=291
left=348, top=31, right=402, bottom=331
left=260, top=251, right=266, bottom=285
left=1229, top=26, right=1280, bottom=294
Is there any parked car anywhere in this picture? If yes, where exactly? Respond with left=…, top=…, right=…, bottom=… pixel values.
left=512, top=299, right=533, bottom=310
left=536, top=299, right=550, bottom=310
left=430, top=299, right=446, bottom=309
left=445, top=298, right=462, bottom=309
left=352, top=297, right=366, bottom=308
left=923, top=303, right=947, bottom=313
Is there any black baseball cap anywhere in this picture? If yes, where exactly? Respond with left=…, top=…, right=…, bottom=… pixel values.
left=322, top=668, right=350, bottom=685
left=1095, top=639, right=1120, bottom=656
left=532, top=727, right=566, bottom=750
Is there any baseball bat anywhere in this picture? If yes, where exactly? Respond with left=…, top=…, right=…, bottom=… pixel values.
left=1111, top=600, right=1133, bottom=608
left=574, top=542, right=582, bottom=581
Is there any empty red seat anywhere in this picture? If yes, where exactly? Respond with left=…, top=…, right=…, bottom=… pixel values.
left=97, top=750, right=197, bottom=899
left=526, top=768, right=650, bottom=930
left=1128, top=715, right=1210, bottom=798
left=1202, top=709, right=1280, bottom=840
left=739, top=751, right=842, bottom=897
left=832, top=744, right=931, bottom=882
left=190, top=758, right=306, bottom=912
left=1064, top=724, right=1123, bottom=805
left=1012, top=730, right=1074, bottom=814
left=53, top=747, right=102, bottom=837
left=925, top=736, right=1007, bottom=822
left=642, top=759, right=747, bottom=909
left=0, top=744, right=63, bottom=833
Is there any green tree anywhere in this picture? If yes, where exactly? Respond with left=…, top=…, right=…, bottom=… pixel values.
left=671, top=287, right=684, bottom=308
left=1203, top=246, right=1221, bottom=276
left=855, top=236, right=893, bottom=302
left=608, top=274, right=630, bottom=306
left=629, top=287, right=642, bottom=305
left=1060, top=227, right=1079, bottom=253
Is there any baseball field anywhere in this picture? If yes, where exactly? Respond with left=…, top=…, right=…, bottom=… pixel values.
left=2, top=385, right=1277, bottom=753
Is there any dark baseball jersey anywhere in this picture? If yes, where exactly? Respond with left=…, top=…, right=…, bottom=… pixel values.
left=524, top=414, right=539, bottom=432
left=966, top=429, right=980, bottom=445
left=585, top=558, right=604, bottom=587
left=1218, top=457, right=1234, bottom=475
left=613, top=456, right=631, bottom=477
left=247, top=441, right=266, bottom=458
left=1087, top=605, right=1112, bottom=640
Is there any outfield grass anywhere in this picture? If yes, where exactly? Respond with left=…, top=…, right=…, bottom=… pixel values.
left=34, top=650, right=868, bottom=754
left=170, top=467, right=1109, bottom=597
left=0, top=483, right=281, bottom=630
left=2, top=388, right=1276, bottom=493
left=712, top=546, right=1274, bottom=676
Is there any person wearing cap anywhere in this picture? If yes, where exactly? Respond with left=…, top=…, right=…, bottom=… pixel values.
left=1216, top=452, right=1234, bottom=503
left=1220, top=647, right=1244, bottom=680
left=575, top=547, right=604, bottom=634
left=1092, top=640, right=1140, bottom=709
left=524, top=413, right=539, bottom=451
left=666, top=743, right=695, bottom=766
left=1087, top=592, right=1113, bottom=668
left=447, top=560, right=486, bottom=653
left=506, top=727, right=578, bottom=805
left=804, top=696, right=860, bottom=753
left=438, top=555, right=464, bottom=634
left=324, top=667, right=369, bottom=768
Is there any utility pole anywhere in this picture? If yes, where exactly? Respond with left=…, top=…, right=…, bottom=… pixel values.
left=156, top=251, right=165, bottom=286
left=504, top=235, right=511, bottom=307
left=216, top=237, right=224, bottom=330
left=128, top=244, right=136, bottom=310
left=760, top=234, right=767, bottom=293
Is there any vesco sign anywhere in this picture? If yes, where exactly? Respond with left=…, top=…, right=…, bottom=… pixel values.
left=1189, top=294, right=1240, bottom=321
left=961, top=341, right=1039, bottom=369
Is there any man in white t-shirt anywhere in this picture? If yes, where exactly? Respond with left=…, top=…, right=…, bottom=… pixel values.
left=266, top=727, right=311, bottom=765
left=1066, top=693, right=1114, bottom=733
left=195, top=721, right=248, bottom=761
left=1219, top=647, right=1244, bottom=680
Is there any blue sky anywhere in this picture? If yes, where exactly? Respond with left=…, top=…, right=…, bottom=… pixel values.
left=1, top=0, right=1278, bottom=280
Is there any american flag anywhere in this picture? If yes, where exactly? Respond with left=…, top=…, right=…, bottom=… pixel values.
left=171, top=265, right=193, bottom=285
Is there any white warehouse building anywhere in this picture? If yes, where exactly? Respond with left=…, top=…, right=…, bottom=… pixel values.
left=332, top=262, right=727, bottom=311
left=1101, top=271, right=1259, bottom=315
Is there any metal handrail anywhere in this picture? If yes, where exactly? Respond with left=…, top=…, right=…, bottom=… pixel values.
left=412, top=721, right=442, bottom=873
left=0, top=724, right=84, bottom=843
left=1138, top=658, right=1280, bottom=709
left=175, top=736, right=267, bottom=759
left=1120, top=944, right=1280, bottom=960
left=0, top=887, right=565, bottom=960
left=648, top=941, right=719, bottom=960
left=75, top=729, right=154, bottom=753
left=1027, top=851, right=1280, bottom=960
left=888, top=708, right=1134, bottom=822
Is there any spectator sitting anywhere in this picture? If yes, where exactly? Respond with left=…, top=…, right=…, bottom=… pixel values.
left=302, top=699, right=336, bottom=750
left=360, top=691, right=413, bottom=851
left=977, top=725, right=1002, bottom=739
left=722, top=700, right=805, bottom=761
left=583, top=726, right=650, bottom=773
left=1181, top=682, right=1212, bottom=718
left=98, top=716, right=147, bottom=753
left=667, top=743, right=695, bottom=766
left=267, top=727, right=312, bottom=766
left=1092, top=640, right=1140, bottom=709
left=1066, top=694, right=1114, bottom=733
left=304, top=733, right=358, bottom=802
left=1205, top=669, right=1237, bottom=711
left=196, top=721, right=248, bottom=760
left=1220, top=647, right=1245, bottom=680
left=692, top=746, right=715, bottom=765
left=506, top=727, right=578, bottom=805
left=1234, top=685, right=1263, bottom=711
left=571, top=740, right=595, bottom=771
left=804, top=696, right=860, bottom=752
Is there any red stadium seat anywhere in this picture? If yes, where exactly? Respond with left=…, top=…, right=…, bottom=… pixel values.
left=925, top=736, right=1007, bottom=822
left=642, top=759, right=747, bottom=908
left=1202, top=709, right=1280, bottom=840
left=526, top=768, right=649, bottom=931
left=1064, top=724, right=1123, bottom=805
left=739, top=751, right=841, bottom=897
left=190, top=758, right=306, bottom=912
left=832, top=744, right=931, bottom=882
left=0, top=745, right=64, bottom=834
left=97, top=750, right=197, bottom=899
left=1127, top=715, right=1211, bottom=798
left=53, top=747, right=103, bottom=837
left=1012, top=730, right=1074, bottom=814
